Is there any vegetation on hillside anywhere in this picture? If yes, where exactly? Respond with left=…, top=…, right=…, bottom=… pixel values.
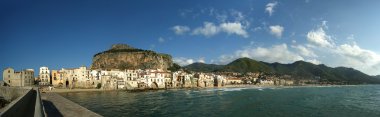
left=184, top=57, right=380, bottom=84
left=183, top=62, right=223, bottom=72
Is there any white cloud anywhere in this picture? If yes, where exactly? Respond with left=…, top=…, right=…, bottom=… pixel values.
left=171, top=25, right=190, bottom=35
left=192, top=22, right=249, bottom=38
left=265, top=2, right=278, bottom=16
left=269, top=25, right=284, bottom=38
left=173, top=57, right=206, bottom=66
left=198, top=57, right=206, bottom=63
left=192, top=22, right=220, bottom=37
left=158, top=37, right=165, bottom=43
left=177, top=9, right=250, bottom=38
left=303, top=21, right=380, bottom=75
left=218, top=55, right=238, bottom=65
left=291, top=45, right=317, bottom=57
left=211, top=20, right=380, bottom=75
left=334, top=43, right=380, bottom=75
left=306, top=59, right=321, bottom=65
left=306, top=26, right=334, bottom=48
left=173, top=57, right=195, bottom=66
left=208, top=8, right=247, bottom=23
left=220, top=22, right=249, bottom=38
left=217, top=44, right=304, bottom=64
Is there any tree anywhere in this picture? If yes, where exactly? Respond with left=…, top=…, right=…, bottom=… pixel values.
left=168, top=63, right=181, bottom=72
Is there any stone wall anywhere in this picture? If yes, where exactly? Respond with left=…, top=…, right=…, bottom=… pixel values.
left=0, top=87, right=35, bottom=116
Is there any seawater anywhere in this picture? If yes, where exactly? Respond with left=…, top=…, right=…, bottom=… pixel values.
left=60, top=85, right=380, bottom=117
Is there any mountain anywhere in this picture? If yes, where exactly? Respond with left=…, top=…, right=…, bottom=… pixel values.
left=266, top=61, right=379, bottom=84
left=184, top=57, right=380, bottom=84
left=91, top=44, right=173, bottom=70
left=183, top=62, right=223, bottom=72
left=220, top=57, right=272, bottom=73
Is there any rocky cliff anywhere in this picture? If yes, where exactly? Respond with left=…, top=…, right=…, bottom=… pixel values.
left=91, top=44, right=173, bottom=70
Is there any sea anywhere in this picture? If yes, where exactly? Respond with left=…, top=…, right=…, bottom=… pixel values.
left=60, top=85, right=380, bottom=117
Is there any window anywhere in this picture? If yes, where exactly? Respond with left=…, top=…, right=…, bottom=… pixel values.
left=8, top=70, right=10, bottom=73
left=8, top=75, right=10, bottom=78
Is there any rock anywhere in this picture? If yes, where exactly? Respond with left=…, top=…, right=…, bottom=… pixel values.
left=91, top=44, right=173, bottom=70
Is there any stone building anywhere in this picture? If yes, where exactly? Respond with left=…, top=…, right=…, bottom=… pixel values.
left=60, top=68, right=75, bottom=88
left=214, top=75, right=226, bottom=87
left=173, top=71, right=193, bottom=88
left=51, top=70, right=64, bottom=87
left=73, top=66, right=91, bottom=88
left=3, top=68, right=34, bottom=87
left=194, top=73, right=215, bottom=88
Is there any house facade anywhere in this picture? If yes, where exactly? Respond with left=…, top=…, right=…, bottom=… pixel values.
left=39, top=67, right=50, bottom=85
left=3, top=68, right=34, bottom=87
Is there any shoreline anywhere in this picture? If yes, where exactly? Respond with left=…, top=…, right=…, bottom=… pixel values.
left=44, top=84, right=372, bottom=93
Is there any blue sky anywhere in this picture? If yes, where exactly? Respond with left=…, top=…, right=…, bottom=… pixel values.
left=1, top=0, right=380, bottom=79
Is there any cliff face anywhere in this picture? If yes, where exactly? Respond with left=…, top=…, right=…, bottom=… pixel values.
left=91, top=44, right=173, bottom=70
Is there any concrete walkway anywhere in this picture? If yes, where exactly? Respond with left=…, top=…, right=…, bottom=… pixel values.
left=41, top=93, right=102, bottom=117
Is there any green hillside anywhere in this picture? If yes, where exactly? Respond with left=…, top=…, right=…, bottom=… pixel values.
left=184, top=57, right=380, bottom=84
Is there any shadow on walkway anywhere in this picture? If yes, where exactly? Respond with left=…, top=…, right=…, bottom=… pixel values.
left=43, top=100, right=63, bottom=117
left=24, top=90, right=37, bottom=117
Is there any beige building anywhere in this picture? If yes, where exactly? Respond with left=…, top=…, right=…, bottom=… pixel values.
left=51, top=70, right=64, bottom=87
left=59, top=67, right=94, bottom=89
left=3, top=68, right=34, bottom=87
left=73, top=66, right=91, bottom=88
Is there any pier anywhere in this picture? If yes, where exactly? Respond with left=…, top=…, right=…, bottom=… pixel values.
left=0, top=87, right=101, bottom=117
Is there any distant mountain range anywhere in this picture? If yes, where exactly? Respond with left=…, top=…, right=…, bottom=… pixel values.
left=184, top=57, right=380, bottom=84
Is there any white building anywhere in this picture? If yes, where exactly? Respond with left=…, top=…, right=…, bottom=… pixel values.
left=142, top=69, right=169, bottom=89
left=39, top=66, right=50, bottom=85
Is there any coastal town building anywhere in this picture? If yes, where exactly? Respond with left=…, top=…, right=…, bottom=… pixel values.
left=214, top=75, right=226, bottom=87
left=60, top=68, right=75, bottom=88
left=194, top=73, right=215, bottom=88
left=173, top=71, right=194, bottom=88
left=39, top=67, right=50, bottom=85
left=51, top=70, right=64, bottom=87
left=225, top=78, right=243, bottom=85
left=2, top=68, right=34, bottom=87
left=143, top=69, right=168, bottom=89
left=73, top=66, right=91, bottom=88
left=1, top=63, right=310, bottom=90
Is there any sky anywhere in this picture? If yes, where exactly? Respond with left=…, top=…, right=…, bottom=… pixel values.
left=1, top=0, right=380, bottom=80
